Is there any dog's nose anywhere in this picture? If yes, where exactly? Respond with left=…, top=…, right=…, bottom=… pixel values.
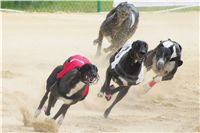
left=138, top=52, right=146, bottom=58
left=157, top=59, right=165, bottom=70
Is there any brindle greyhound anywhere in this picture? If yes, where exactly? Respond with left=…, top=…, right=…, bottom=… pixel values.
left=34, top=56, right=99, bottom=126
left=97, top=40, right=148, bottom=118
left=144, top=39, right=183, bottom=92
left=93, top=2, right=139, bottom=57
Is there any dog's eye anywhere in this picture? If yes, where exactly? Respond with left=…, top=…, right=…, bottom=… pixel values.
left=156, top=51, right=162, bottom=57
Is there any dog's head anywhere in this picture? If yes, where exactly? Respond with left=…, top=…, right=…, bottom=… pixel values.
left=80, top=64, right=99, bottom=85
left=154, top=39, right=183, bottom=70
left=129, top=40, right=148, bottom=63
left=116, top=2, right=130, bottom=22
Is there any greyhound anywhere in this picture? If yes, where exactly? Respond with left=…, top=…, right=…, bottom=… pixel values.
left=144, top=39, right=183, bottom=92
left=93, top=2, right=139, bottom=57
left=97, top=40, right=148, bottom=118
left=34, top=55, right=99, bottom=126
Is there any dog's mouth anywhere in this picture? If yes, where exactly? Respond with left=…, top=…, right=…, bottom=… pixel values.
left=135, top=52, right=146, bottom=62
left=84, top=73, right=99, bottom=85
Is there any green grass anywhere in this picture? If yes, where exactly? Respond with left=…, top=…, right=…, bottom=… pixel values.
left=1, top=1, right=199, bottom=12
left=1, top=1, right=113, bottom=12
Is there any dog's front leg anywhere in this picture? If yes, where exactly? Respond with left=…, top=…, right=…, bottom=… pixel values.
left=34, top=90, right=50, bottom=118
left=104, top=86, right=130, bottom=118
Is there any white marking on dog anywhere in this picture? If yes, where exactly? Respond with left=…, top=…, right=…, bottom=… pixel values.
left=58, top=97, right=73, bottom=105
left=105, top=36, right=112, bottom=43
left=136, top=62, right=144, bottom=84
left=163, top=40, right=177, bottom=59
left=111, top=43, right=132, bottom=69
left=164, top=61, right=176, bottom=72
left=66, top=81, right=85, bottom=97
left=34, top=109, right=41, bottom=118
left=119, top=76, right=128, bottom=86
left=130, top=13, right=135, bottom=27
left=171, top=46, right=177, bottom=58
left=58, top=81, right=85, bottom=105
left=157, top=58, right=165, bottom=66
left=57, top=114, right=64, bottom=126
left=163, top=40, right=174, bottom=48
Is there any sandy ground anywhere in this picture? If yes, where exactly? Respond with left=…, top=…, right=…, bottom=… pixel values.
left=1, top=11, right=200, bottom=133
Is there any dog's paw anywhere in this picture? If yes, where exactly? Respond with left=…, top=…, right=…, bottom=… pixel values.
left=97, top=92, right=104, bottom=98
left=142, top=83, right=152, bottom=94
left=34, top=109, right=41, bottom=118
left=104, top=108, right=111, bottom=119
left=44, top=107, right=51, bottom=116
left=45, top=111, right=50, bottom=116
left=93, top=39, right=98, bottom=45
left=105, top=94, right=112, bottom=101
left=57, top=115, right=64, bottom=126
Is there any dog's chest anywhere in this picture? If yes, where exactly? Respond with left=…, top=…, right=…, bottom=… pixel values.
left=66, top=81, right=85, bottom=97
left=164, top=61, right=176, bottom=73
left=114, top=62, right=144, bottom=86
left=152, top=57, right=176, bottom=76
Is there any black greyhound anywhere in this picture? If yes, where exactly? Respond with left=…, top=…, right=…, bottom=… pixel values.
left=98, top=40, right=148, bottom=118
left=93, top=2, right=139, bottom=56
left=144, top=39, right=183, bottom=92
left=34, top=55, right=99, bottom=126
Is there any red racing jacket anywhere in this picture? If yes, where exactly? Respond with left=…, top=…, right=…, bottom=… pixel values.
left=56, top=55, right=91, bottom=97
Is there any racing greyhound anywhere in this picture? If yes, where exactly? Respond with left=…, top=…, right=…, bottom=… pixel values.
left=144, top=39, right=183, bottom=92
left=98, top=40, right=148, bottom=118
left=34, top=55, right=99, bottom=125
left=94, top=2, right=139, bottom=56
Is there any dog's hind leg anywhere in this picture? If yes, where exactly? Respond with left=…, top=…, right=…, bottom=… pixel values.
left=53, top=102, right=77, bottom=126
left=98, top=66, right=112, bottom=97
left=51, top=98, right=57, bottom=108
left=53, top=104, right=70, bottom=126
left=104, top=86, right=130, bottom=118
left=45, top=87, right=57, bottom=116
left=53, top=104, right=69, bottom=120
left=34, top=90, right=50, bottom=118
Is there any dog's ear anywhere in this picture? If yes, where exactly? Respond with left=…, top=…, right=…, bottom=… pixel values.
left=90, top=64, right=98, bottom=73
left=169, top=46, right=174, bottom=55
left=93, top=65, right=98, bottom=72
left=177, top=60, right=183, bottom=67
left=159, top=40, right=164, bottom=46
left=131, top=40, right=140, bottom=51
left=80, top=64, right=91, bottom=74
left=143, top=41, right=148, bottom=53
left=156, top=41, right=164, bottom=49
left=178, top=44, right=182, bottom=51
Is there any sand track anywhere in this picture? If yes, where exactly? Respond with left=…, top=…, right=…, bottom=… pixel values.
left=1, top=12, right=199, bottom=132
